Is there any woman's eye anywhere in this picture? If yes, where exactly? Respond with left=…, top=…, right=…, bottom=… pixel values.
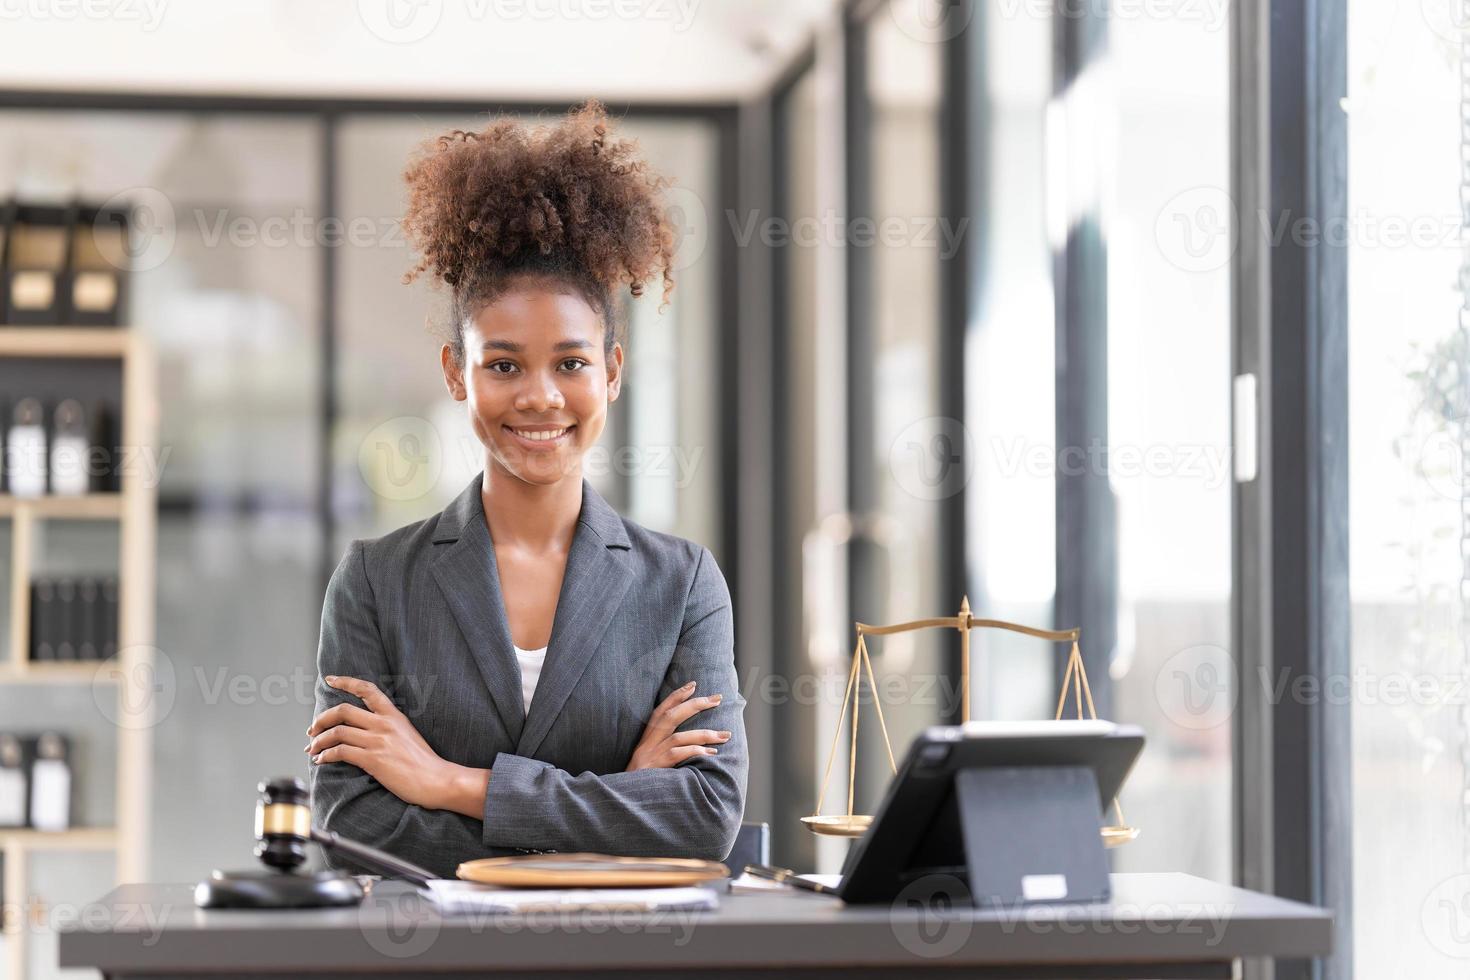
left=560, top=358, right=589, bottom=372
left=485, top=361, right=517, bottom=375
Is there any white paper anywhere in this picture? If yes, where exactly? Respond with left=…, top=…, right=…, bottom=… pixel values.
left=424, top=880, right=718, bottom=914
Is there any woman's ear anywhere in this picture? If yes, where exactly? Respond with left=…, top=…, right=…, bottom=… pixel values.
left=606, top=341, right=624, bottom=404
left=441, top=343, right=466, bottom=400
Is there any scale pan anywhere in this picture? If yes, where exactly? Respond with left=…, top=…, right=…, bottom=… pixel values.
left=801, top=814, right=873, bottom=837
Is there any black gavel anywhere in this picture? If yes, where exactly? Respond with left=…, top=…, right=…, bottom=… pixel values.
left=195, top=777, right=436, bottom=909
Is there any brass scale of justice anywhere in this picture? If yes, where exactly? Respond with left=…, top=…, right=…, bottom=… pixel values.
left=803, top=596, right=1139, bottom=847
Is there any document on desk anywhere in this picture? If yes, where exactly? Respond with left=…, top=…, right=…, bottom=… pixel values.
left=425, top=880, right=719, bottom=914
left=729, top=873, right=842, bottom=894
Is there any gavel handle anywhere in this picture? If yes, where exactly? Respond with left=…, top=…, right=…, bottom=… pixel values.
left=310, top=827, right=436, bottom=886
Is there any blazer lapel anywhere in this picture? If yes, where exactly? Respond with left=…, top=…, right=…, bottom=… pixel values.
left=430, top=473, right=527, bottom=744
left=517, top=479, right=633, bottom=758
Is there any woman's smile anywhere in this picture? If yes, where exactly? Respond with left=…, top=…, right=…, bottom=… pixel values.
left=503, top=423, right=577, bottom=449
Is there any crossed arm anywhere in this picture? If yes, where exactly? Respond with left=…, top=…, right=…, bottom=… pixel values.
left=304, top=540, right=748, bottom=879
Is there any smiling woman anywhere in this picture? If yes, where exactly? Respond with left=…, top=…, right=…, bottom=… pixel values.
left=304, top=101, right=748, bottom=880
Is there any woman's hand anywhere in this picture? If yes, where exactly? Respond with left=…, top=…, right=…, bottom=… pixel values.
left=307, top=675, right=488, bottom=818
left=625, top=681, right=732, bottom=772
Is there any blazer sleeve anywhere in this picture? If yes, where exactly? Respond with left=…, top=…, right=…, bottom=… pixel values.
left=480, top=545, right=749, bottom=861
left=307, top=538, right=488, bottom=879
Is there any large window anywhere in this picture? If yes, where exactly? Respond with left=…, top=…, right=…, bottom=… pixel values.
left=1106, top=9, right=1232, bottom=882
left=1348, top=1, right=1469, bottom=973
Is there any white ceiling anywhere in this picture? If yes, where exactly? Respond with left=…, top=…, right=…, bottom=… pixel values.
left=0, top=0, right=838, bottom=104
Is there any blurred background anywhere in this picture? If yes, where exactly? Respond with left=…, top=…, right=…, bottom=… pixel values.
left=0, top=0, right=1460, bottom=977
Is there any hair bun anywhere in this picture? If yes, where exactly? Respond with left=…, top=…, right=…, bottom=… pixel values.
left=401, top=100, right=676, bottom=316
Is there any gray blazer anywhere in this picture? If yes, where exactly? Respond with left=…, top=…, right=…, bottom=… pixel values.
left=308, top=471, right=749, bottom=880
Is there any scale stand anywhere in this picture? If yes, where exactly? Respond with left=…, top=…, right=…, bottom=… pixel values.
left=806, top=596, right=1138, bottom=848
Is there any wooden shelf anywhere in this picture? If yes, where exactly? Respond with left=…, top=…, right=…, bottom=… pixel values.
left=0, top=325, right=155, bottom=980
left=0, top=494, right=124, bottom=520
left=0, top=659, right=118, bottom=684
left=0, top=827, right=118, bottom=852
left=0, top=327, right=130, bottom=359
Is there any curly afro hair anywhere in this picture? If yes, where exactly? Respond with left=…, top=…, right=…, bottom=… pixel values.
left=401, top=100, right=676, bottom=365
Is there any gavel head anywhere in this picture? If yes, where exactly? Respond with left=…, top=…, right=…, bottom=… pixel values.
left=253, top=777, right=312, bottom=873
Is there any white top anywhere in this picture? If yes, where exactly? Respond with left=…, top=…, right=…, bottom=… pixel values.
left=513, top=644, right=548, bottom=712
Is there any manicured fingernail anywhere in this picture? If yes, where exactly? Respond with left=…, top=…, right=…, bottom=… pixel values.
left=719, top=731, right=732, bottom=739
left=708, top=748, right=718, bottom=754
left=712, top=694, right=723, bottom=703
left=325, top=676, right=338, bottom=685
left=683, top=681, right=696, bottom=691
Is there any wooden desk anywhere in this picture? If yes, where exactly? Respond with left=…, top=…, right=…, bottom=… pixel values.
left=59, top=872, right=1331, bottom=979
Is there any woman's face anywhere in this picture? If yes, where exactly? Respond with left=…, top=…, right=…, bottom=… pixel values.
left=442, top=281, right=622, bottom=486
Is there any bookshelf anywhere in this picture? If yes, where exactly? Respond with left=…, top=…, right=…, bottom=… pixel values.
left=0, top=327, right=156, bottom=980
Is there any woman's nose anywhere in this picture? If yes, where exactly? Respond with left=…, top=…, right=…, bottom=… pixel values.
left=516, top=373, right=566, bottom=412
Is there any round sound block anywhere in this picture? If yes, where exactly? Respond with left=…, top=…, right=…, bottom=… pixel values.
left=195, top=869, right=366, bottom=909
left=456, top=853, right=728, bottom=887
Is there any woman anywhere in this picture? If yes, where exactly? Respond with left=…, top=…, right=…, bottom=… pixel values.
left=304, top=102, right=747, bottom=881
